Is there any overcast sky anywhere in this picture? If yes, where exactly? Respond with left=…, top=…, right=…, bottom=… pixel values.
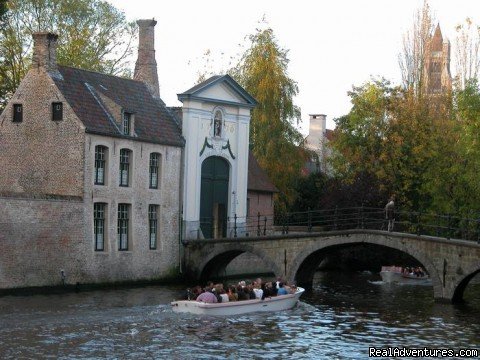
left=107, top=0, right=479, bottom=133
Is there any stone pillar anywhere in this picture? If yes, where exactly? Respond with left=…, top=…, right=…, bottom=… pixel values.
left=134, top=19, right=160, bottom=98
left=32, top=32, right=59, bottom=72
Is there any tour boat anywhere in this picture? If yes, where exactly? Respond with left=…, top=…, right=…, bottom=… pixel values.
left=380, top=266, right=429, bottom=282
left=401, top=272, right=429, bottom=280
left=380, top=266, right=403, bottom=283
left=171, top=287, right=305, bottom=316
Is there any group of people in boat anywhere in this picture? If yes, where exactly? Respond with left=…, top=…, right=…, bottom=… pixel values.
left=185, top=278, right=297, bottom=303
left=403, top=266, right=426, bottom=277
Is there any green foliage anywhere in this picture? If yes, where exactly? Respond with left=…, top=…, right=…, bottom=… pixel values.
left=231, top=27, right=306, bottom=211
left=0, top=0, right=6, bottom=19
left=0, top=0, right=136, bottom=108
left=291, top=171, right=386, bottom=213
left=330, top=78, right=459, bottom=214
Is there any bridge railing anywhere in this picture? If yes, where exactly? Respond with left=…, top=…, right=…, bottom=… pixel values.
left=193, top=207, right=480, bottom=243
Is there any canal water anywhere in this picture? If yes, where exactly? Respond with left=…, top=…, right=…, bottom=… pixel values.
left=0, top=272, right=479, bottom=359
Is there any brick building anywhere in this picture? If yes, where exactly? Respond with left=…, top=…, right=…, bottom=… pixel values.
left=0, top=21, right=184, bottom=289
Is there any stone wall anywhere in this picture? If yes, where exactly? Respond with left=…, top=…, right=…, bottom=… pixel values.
left=0, top=69, right=85, bottom=198
left=0, top=197, right=85, bottom=288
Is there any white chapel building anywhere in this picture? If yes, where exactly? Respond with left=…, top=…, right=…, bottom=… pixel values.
left=178, top=76, right=257, bottom=239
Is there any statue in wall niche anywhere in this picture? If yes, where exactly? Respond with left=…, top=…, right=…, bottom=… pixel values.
left=214, top=110, right=222, bottom=137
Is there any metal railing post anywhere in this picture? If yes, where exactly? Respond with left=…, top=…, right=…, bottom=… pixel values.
left=447, top=214, right=452, bottom=240
left=416, top=212, right=421, bottom=236
left=257, top=212, right=261, bottom=236
left=234, top=213, right=237, bottom=238
left=264, top=216, right=267, bottom=235
left=361, top=203, right=365, bottom=229
left=334, top=206, right=338, bottom=230
left=476, top=217, right=480, bottom=244
left=308, top=208, right=312, bottom=232
left=286, top=213, right=290, bottom=234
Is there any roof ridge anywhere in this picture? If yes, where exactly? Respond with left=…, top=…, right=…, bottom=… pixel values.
left=57, top=65, right=143, bottom=85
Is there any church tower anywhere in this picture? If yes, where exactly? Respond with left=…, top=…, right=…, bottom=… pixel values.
left=423, top=24, right=452, bottom=95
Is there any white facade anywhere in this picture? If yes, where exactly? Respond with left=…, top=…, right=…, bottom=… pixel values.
left=178, top=76, right=256, bottom=239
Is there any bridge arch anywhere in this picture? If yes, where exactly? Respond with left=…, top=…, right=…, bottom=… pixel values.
left=287, top=235, right=442, bottom=298
left=452, top=261, right=480, bottom=303
left=195, top=243, right=283, bottom=282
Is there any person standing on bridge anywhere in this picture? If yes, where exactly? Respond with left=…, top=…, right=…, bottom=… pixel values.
left=385, top=197, right=395, bottom=232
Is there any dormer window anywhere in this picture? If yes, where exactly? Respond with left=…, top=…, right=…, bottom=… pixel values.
left=13, top=104, right=23, bottom=123
left=123, top=111, right=132, bottom=135
left=52, top=102, right=63, bottom=121
left=213, top=110, right=223, bottom=137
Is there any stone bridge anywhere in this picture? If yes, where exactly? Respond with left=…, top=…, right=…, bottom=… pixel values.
left=181, top=229, right=480, bottom=303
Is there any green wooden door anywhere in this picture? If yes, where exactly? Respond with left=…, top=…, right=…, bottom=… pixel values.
left=200, top=156, right=229, bottom=238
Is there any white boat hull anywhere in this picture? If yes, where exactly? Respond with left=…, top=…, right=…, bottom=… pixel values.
left=171, top=287, right=305, bottom=316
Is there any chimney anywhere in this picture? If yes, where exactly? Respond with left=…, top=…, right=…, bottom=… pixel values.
left=308, top=114, right=327, bottom=150
left=134, top=19, right=160, bottom=98
left=32, top=32, right=59, bottom=72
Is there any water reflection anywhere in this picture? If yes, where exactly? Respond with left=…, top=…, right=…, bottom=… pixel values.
left=0, top=272, right=478, bottom=359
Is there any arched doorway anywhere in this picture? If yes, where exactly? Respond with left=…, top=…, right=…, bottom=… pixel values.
left=200, top=156, right=229, bottom=238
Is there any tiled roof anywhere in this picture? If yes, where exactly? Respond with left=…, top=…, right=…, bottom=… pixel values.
left=248, top=152, right=278, bottom=193
left=54, top=65, right=184, bottom=147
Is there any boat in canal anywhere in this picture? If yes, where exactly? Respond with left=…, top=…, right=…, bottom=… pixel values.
left=380, top=266, right=429, bottom=283
left=401, top=272, right=429, bottom=280
left=171, top=287, right=305, bottom=315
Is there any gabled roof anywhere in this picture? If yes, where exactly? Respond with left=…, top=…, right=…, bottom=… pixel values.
left=53, top=65, right=184, bottom=147
left=248, top=152, right=278, bottom=193
left=177, top=74, right=257, bottom=108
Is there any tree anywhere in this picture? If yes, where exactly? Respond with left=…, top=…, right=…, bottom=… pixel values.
left=232, top=27, right=306, bottom=211
left=0, top=0, right=136, bottom=108
left=0, top=0, right=7, bottom=20
left=329, top=78, right=454, bottom=212
left=398, top=0, right=434, bottom=95
left=454, top=18, right=480, bottom=90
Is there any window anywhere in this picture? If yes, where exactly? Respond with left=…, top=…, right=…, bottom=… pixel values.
left=94, top=145, right=107, bottom=185
left=213, top=110, right=222, bottom=137
left=123, top=112, right=132, bottom=135
left=94, top=203, right=106, bottom=251
left=119, top=149, right=131, bottom=186
left=52, top=102, right=63, bottom=121
left=149, top=153, right=160, bottom=189
left=149, top=204, right=158, bottom=250
left=13, top=104, right=23, bottom=123
left=117, top=204, right=130, bottom=250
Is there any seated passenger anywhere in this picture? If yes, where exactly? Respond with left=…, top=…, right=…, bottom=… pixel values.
left=196, top=287, right=218, bottom=303
left=237, top=285, right=249, bottom=301
left=227, top=285, right=238, bottom=301
left=219, top=289, right=229, bottom=303
left=263, top=282, right=276, bottom=298
left=246, top=284, right=256, bottom=299
left=277, top=282, right=289, bottom=296
left=253, top=281, right=263, bottom=299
